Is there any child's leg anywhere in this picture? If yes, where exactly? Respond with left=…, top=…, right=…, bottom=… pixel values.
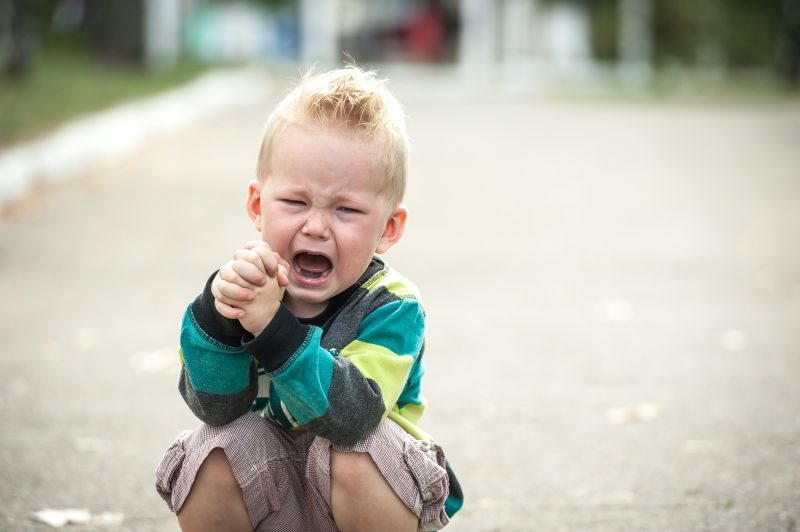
left=306, top=419, right=451, bottom=531
left=330, top=450, right=417, bottom=532
left=177, top=448, right=251, bottom=532
left=155, top=413, right=316, bottom=531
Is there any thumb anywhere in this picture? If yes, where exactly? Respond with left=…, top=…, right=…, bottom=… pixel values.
left=277, top=263, right=289, bottom=287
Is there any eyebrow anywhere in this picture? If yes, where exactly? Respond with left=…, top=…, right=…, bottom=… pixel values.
left=275, top=184, right=375, bottom=205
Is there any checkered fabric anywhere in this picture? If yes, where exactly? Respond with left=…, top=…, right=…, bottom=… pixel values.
left=156, top=413, right=450, bottom=531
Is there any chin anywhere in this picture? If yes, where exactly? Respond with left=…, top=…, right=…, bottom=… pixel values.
left=287, top=286, right=330, bottom=304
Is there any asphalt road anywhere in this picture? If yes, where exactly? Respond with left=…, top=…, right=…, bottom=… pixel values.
left=1, top=69, right=799, bottom=531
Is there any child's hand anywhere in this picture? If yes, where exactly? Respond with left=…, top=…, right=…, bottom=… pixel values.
left=240, top=241, right=290, bottom=290
left=212, top=242, right=289, bottom=334
left=236, top=264, right=288, bottom=335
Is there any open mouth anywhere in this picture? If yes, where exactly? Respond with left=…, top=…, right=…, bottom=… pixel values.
left=292, top=252, right=333, bottom=281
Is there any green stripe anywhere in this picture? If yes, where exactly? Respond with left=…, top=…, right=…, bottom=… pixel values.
left=269, top=327, right=334, bottom=425
left=445, top=494, right=464, bottom=517
left=357, top=299, right=424, bottom=356
left=397, top=356, right=425, bottom=407
left=180, top=309, right=251, bottom=395
left=364, top=267, right=422, bottom=301
left=340, top=340, right=414, bottom=411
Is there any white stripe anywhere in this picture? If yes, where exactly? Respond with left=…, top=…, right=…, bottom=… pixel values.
left=281, top=401, right=300, bottom=428
left=257, top=373, right=271, bottom=398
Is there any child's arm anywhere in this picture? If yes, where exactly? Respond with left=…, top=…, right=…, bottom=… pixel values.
left=177, top=242, right=287, bottom=426
left=244, top=283, right=426, bottom=444
left=178, top=272, right=256, bottom=426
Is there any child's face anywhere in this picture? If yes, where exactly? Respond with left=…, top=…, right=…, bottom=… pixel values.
left=247, top=122, right=406, bottom=318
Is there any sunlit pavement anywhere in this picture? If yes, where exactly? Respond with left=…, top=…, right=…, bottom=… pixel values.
left=1, top=67, right=799, bottom=531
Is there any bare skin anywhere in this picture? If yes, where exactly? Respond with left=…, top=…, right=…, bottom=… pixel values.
left=177, top=449, right=251, bottom=532
left=177, top=448, right=417, bottom=532
left=330, top=450, right=418, bottom=532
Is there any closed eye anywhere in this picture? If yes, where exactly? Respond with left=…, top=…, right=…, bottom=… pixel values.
left=337, top=206, right=363, bottom=214
left=281, top=199, right=306, bottom=207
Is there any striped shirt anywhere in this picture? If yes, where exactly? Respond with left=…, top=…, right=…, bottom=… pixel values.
left=177, top=257, right=462, bottom=517
left=179, top=257, right=427, bottom=441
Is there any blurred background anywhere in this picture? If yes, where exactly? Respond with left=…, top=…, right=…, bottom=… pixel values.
left=1, top=0, right=799, bottom=147
left=1, top=1, right=800, bottom=531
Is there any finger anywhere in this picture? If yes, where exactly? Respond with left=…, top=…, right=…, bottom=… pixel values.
left=233, top=248, right=267, bottom=273
left=251, top=246, right=280, bottom=276
left=218, top=264, right=261, bottom=289
left=277, top=264, right=289, bottom=287
left=216, top=279, right=256, bottom=302
left=211, top=270, right=234, bottom=300
left=215, top=299, right=244, bottom=320
left=243, top=242, right=282, bottom=276
left=231, top=259, right=267, bottom=285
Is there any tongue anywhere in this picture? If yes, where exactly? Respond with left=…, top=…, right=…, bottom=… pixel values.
left=295, top=253, right=331, bottom=275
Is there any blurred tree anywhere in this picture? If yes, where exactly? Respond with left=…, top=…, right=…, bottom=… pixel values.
left=251, top=0, right=296, bottom=8
left=1, top=0, right=51, bottom=79
left=84, top=0, right=145, bottom=65
left=776, top=0, right=800, bottom=84
left=557, top=0, right=799, bottom=87
left=2, top=0, right=152, bottom=77
left=651, top=0, right=721, bottom=67
left=585, top=0, right=618, bottom=61
left=716, top=0, right=782, bottom=68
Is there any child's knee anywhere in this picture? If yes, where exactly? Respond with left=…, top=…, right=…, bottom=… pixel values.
left=194, top=448, right=240, bottom=495
left=330, top=450, right=380, bottom=493
left=178, top=448, right=252, bottom=531
left=329, top=450, right=418, bottom=531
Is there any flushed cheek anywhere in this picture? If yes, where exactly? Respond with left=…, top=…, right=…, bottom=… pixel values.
left=261, top=221, right=297, bottom=253
left=337, top=241, right=379, bottom=271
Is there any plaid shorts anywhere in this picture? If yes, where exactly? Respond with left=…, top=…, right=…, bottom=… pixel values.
left=155, top=413, right=450, bottom=531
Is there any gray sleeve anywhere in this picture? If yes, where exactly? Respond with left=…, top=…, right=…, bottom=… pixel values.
left=178, top=362, right=258, bottom=426
left=303, top=358, right=386, bottom=444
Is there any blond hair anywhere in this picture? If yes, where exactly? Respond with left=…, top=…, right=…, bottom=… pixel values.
left=256, top=66, right=409, bottom=206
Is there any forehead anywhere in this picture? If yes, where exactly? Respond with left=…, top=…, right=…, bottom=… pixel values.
left=269, top=122, right=388, bottom=190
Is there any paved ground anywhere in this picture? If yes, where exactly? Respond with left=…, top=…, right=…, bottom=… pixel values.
left=1, top=69, right=799, bottom=531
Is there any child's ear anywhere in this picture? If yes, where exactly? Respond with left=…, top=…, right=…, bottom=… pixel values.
left=246, top=180, right=262, bottom=230
left=375, top=205, right=407, bottom=254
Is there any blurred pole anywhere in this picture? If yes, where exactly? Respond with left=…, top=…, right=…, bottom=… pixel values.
left=541, top=2, right=591, bottom=79
left=499, top=0, right=537, bottom=90
left=145, top=0, right=182, bottom=70
left=778, top=0, right=800, bottom=86
left=500, top=0, right=533, bottom=59
left=300, top=0, right=338, bottom=66
left=617, top=0, right=652, bottom=87
left=459, top=0, right=499, bottom=82
left=1, top=0, right=35, bottom=79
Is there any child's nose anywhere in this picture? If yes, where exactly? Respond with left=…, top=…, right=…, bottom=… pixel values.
left=301, top=210, right=330, bottom=239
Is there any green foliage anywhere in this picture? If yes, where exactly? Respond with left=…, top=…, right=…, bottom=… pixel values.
left=720, top=0, right=784, bottom=68
left=557, top=0, right=795, bottom=75
left=0, top=49, right=205, bottom=147
left=586, top=0, right=619, bottom=61
left=249, top=0, right=296, bottom=10
left=652, top=0, right=722, bottom=66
